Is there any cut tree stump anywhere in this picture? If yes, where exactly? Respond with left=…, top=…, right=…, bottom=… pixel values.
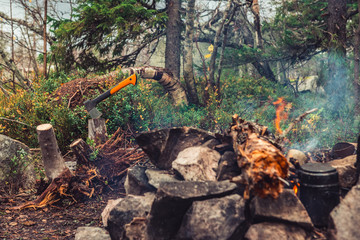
left=37, top=123, right=68, bottom=180
left=88, top=118, right=108, bottom=145
left=70, top=138, right=95, bottom=165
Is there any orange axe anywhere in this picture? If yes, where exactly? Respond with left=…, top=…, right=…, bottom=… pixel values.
left=84, top=74, right=137, bottom=119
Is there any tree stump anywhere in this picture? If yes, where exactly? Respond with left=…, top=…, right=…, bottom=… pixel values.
left=88, top=118, right=108, bottom=145
left=37, top=123, right=68, bottom=180
left=70, top=138, right=94, bottom=165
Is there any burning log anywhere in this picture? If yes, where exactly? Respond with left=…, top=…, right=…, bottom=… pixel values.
left=229, top=114, right=289, bottom=199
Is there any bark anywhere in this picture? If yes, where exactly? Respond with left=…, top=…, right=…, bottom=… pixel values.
left=354, top=0, right=360, bottom=113
left=183, top=0, right=200, bottom=105
left=36, top=124, right=68, bottom=180
left=88, top=118, right=108, bottom=145
left=229, top=115, right=288, bottom=199
left=165, top=0, right=181, bottom=80
left=326, top=0, right=347, bottom=113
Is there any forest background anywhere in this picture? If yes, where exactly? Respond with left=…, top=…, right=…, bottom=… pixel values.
left=0, top=0, right=359, bottom=155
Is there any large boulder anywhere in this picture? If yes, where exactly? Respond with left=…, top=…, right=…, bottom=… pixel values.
left=250, top=189, right=313, bottom=229
left=244, top=222, right=309, bottom=240
left=175, top=194, right=246, bottom=240
left=172, top=146, right=220, bottom=181
left=216, top=151, right=241, bottom=181
left=0, top=134, right=36, bottom=192
left=147, top=181, right=238, bottom=240
left=328, top=184, right=360, bottom=240
left=329, top=155, right=358, bottom=190
left=135, top=127, right=216, bottom=169
left=103, top=193, right=155, bottom=240
left=75, top=227, right=111, bottom=240
left=124, top=165, right=156, bottom=195
left=145, top=169, right=180, bottom=189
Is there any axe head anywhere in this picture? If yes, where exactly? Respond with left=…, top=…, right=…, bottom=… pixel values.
left=84, top=99, right=102, bottom=119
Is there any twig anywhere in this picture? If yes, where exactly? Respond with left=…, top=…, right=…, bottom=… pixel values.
left=0, top=117, right=34, bottom=128
left=67, top=90, right=79, bottom=108
left=281, top=108, right=319, bottom=137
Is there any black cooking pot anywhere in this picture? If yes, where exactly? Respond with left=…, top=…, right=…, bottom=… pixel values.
left=299, top=162, right=340, bottom=227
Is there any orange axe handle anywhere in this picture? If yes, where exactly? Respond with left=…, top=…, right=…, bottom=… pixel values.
left=110, top=74, right=137, bottom=95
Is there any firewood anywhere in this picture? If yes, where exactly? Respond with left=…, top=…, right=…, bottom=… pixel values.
left=229, top=114, right=289, bottom=199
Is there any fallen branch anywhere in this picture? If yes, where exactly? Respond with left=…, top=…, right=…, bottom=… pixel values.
left=281, top=108, right=319, bottom=138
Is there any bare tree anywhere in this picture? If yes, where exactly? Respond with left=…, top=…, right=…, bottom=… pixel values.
left=183, top=0, right=199, bottom=105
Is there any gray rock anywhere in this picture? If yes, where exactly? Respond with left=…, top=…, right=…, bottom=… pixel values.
left=147, top=181, right=238, bottom=240
left=217, top=151, right=241, bottom=181
left=328, top=184, right=360, bottom=240
left=244, top=222, right=309, bottom=240
left=176, top=194, right=246, bottom=240
left=329, top=155, right=357, bottom=190
left=75, top=227, right=111, bottom=240
left=201, top=138, right=221, bottom=149
left=124, top=217, right=148, bottom=240
left=135, top=127, right=216, bottom=169
left=145, top=169, right=180, bottom=189
left=172, top=146, right=220, bottom=181
left=105, top=193, right=155, bottom=240
left=0, top=134, right=35, bottom=192
left=124, top=165, right=156, bottom=195
left=286, top=149, right=307, bottom=167
left=250, top=189, right=313, bottom=229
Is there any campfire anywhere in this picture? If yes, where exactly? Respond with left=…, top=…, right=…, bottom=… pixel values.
left=12, top=109, right=359, bottom=240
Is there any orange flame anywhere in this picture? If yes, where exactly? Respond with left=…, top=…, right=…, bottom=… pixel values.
left=293, top=184, right=298, bottom=195
left=273, top=97, right=288, bottom=134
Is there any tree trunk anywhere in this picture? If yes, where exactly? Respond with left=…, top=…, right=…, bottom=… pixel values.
left=165, top=0, right=181, bottom=80
left=183, top=0, right=200, bottom=105
left=208, top=0, right=233, bottom=92
left=354, top=0, right=360, bottom=113
left=88, top=118, right=108, bottom=145
left=36, top=124, right=68, bottom=180
left=70, top=138, right=94, bottom=165
left=251, top=0, right=263, bottom=49
left=43, top=0, right=48, bottom=78
left=326, top=0, right=347, bottom=113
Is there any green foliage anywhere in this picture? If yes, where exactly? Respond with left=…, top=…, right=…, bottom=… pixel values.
left=3, top=149, right=30, bottom=194
left=0, top=76, right=88, bottom=152
left=51, top=0, right=167, bottom=71
left=1, top=68, right=358, bottom=155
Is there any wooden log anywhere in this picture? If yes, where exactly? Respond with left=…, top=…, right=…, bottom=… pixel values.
left=36, top=123, right=67, bottom=181
left=88, top=118, right=108, bottom=145
left=229, top=115, right=289, bottom=199
left=70, top=138, right=94, bottom=164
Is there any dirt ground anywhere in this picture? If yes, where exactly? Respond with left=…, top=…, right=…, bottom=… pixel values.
left=0, top=183, right=124, bottom=240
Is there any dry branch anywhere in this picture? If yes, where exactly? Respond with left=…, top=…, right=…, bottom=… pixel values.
left=281, top=108, right=319, bottom=137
